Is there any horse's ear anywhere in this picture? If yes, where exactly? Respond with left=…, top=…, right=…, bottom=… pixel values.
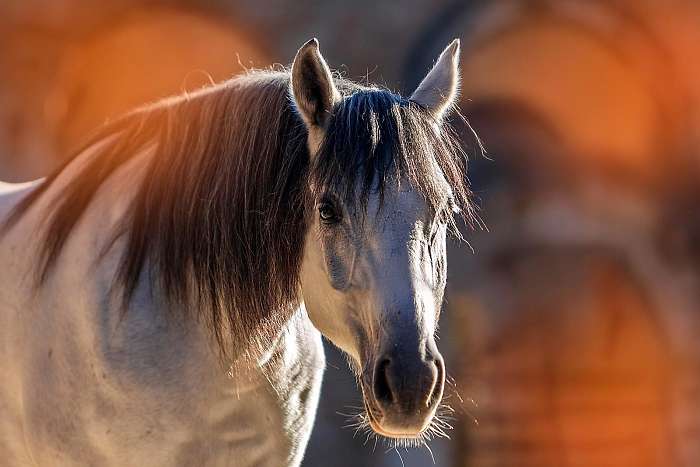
left=291, top=38, right=340, bottom=130
left=410, top=39, right=461, bottom=120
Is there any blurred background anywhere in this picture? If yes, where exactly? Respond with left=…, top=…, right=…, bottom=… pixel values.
left=2, top=0, right=699, bottom=465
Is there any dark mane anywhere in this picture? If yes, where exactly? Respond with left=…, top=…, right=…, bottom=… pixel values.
left=2, top=70, right=473, bottom=358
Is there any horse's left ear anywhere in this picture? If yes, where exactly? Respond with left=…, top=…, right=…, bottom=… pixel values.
left=291, top=38, right=340, bottom=130
left=410, top=39, right=461, bottom=121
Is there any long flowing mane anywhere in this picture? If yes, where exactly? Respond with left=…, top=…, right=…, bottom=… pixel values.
left=2, top=70, right=473, bottom=358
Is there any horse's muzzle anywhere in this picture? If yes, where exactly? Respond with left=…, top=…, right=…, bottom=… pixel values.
left=364, top=345, right=445, bottom=438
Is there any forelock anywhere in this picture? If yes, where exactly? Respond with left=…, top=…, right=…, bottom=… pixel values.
left=310, top=87, right=474, bottom=229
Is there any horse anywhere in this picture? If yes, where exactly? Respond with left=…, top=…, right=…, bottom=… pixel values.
left=0, top=38, right=471, bottom=466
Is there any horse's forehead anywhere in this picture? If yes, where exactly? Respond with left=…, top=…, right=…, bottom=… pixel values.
left=363, top=185, right=429, bottom=230
left=362, top=168, right=451, bottom=226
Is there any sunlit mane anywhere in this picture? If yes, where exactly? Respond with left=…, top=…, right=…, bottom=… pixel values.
left=2, top=69, right=473, bottom=358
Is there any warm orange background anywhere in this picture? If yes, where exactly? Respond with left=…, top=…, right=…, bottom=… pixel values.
left=1, top=2, right=699, bottom=466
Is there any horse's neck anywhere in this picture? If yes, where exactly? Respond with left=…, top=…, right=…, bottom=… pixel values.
left=11, top=139, right=307, bottom=357
left=1, top=135, right=316, bottom=366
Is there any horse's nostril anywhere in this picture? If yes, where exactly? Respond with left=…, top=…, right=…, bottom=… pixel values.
left=373, top=358, right=394, bottom=405
left=427, top=356, right=445, bottom=408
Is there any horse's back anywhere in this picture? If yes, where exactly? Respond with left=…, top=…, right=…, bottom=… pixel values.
left=0, top=180, right=42, bottom=220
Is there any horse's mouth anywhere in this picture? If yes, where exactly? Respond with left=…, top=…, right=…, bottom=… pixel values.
left=361, top=389, right=428, bottom=439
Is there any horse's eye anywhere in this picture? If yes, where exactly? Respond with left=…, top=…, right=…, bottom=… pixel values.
left=319, top=203, right=339, bottom=224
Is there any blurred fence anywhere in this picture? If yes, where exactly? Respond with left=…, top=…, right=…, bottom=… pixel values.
left=1, top=1, right=699, bottom=466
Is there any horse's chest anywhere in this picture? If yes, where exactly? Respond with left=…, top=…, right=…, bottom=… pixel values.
left=13, top=303, right=325, bottom=467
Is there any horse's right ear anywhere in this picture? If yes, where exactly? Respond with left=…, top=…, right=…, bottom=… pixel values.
left=290, top=38, right=340, bottom=130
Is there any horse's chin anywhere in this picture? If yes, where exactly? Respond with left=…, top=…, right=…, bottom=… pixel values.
left=366, top=416, right=425, bottom=440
